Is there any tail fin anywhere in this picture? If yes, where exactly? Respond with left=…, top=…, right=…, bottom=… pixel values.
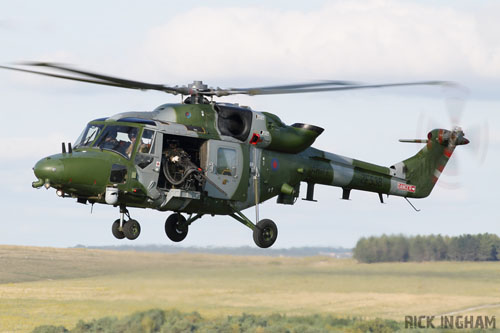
left=390, top=128, right=469, bottom=198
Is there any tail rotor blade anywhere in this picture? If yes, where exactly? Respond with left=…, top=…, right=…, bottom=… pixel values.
left=464, top=121, right=489, bottom=165
left=443, top=84, right=469, bottom=126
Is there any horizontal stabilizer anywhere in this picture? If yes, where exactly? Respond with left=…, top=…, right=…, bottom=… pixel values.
left=399, top=139, right=428, bottom=143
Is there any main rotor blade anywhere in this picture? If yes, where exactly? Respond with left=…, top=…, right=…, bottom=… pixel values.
left=218, top=81, right=454, bottom=96
left=230, top=80, right=360, bottom=91
left=6, top=62, right=185, bottom=95
left=0, top=65, right=132, bottom=89
left=2, top=62, right=457, bottom=99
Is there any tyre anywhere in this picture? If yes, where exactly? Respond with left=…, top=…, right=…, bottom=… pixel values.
left=112, top=219, right=125, bottom=239
left=165, top=213, right=188, bottom=242
left=253, top=219, right=278, bottom=248
left=123, top=219, right=141, bottom=240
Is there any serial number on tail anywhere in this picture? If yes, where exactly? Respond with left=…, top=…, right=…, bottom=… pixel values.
left=398, top=183, right=416, bottom=193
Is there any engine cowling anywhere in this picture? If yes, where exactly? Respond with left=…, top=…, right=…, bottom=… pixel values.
left=266, top=122, right=324, bottom=153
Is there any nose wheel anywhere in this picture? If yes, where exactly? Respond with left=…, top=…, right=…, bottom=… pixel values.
left=112, top=219, right=125, bottom=239
left=123, top=219, right=141, bottom=240
left=111, top=207, right=141, bottom=240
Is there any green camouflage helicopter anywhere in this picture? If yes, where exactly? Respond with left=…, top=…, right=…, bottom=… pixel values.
left=0, top=63, right=469, bottom=248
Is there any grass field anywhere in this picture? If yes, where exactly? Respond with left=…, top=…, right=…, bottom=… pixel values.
left=0, top=245, right=499, bottom=332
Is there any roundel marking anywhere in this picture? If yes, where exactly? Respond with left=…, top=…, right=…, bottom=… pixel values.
left=185, top=112, right=192, bottom=119
left=271, top=158, right=279, bottom=171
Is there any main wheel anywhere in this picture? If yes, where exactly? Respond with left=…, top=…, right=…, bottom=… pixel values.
left=112, top=219, right=125, bottom=239
left=253, top=219, right=278, bottom=248
left=165, top=213, right=188, bottom=242
left=123, top=219, right=141, bottom=240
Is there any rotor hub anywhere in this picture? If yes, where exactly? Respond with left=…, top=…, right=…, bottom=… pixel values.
left=187, top=80, right=208, bottom=93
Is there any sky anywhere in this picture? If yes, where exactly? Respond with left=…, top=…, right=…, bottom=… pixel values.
left=0, top=0, right=499, bottom=248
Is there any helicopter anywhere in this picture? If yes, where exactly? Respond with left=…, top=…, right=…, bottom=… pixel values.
left=0, top=63, right=469, bottom=248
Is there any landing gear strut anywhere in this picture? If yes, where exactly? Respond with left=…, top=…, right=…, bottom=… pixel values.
left=229, top=210, right=278, bottom=248
left=111, top=206, right=141, bottom=240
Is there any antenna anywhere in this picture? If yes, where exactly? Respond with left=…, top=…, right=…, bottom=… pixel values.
left=404, top=197, right=420, bottom=212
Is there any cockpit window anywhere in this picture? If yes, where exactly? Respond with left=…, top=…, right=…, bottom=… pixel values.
left=95, top=125, right=139, bottom=158
left=74, top=123, right=104, bottom=148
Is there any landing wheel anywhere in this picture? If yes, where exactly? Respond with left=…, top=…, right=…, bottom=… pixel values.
left=253, top=219, right=278, bottom=248
left=112, top=219, right=125, bottom=239
left=165, top=213, right=188, bottom=242
left=123, top=219, right=141, bottom=240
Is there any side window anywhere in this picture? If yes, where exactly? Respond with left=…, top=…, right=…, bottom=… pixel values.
left=217, top=147, right=236, bottom=176
left=134, top=129, right=155, bottom=169
left=139, top=129, right=154, bottom=154
left=110, top=164, right=127, bottom=183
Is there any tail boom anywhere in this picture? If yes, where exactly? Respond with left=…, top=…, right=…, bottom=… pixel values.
left=301, top=128, right=468, bottom=199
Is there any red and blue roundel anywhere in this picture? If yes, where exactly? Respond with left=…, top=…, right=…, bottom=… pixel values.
left=271, top=158, right=279, bottom=171
left=185, top=112, right=192, bottom=119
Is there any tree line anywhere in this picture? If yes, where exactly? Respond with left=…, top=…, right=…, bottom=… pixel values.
left=354, top=233, right=500, bottom=263
left=33, top=308, right=400, bottom=333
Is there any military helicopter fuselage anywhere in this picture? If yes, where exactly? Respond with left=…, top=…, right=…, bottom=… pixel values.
left=32, top=99, right=469, bottom=247
left=34, top=101, right=330, bottom=214
left=1, top=63, right=469, bottom=248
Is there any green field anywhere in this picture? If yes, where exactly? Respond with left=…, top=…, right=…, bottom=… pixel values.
left=0, top=245, right=499, bottom=332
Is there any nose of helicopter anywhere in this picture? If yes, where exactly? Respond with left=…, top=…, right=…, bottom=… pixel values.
left=32, top=151, right=113, bottom=194
left=33, top=156, right=65, bottom=188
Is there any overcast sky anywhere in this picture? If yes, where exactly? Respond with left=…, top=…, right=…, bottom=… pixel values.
left=0, top=0, right=499, bottom=248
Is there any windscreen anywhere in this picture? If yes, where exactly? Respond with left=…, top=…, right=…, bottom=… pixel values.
left=94, top=125, right=139, bottom=158
left=74, top=123, right=104, bottom=148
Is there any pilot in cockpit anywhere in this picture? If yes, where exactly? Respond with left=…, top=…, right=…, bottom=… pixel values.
left=101, top=128, right=118, bottom=150
left=125, top=129, right=138, bottom=157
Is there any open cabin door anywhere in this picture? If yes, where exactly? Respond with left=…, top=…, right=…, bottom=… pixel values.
left=134, top=129, right=163, bottom=200
left=201, top=140, right=245, bottom=200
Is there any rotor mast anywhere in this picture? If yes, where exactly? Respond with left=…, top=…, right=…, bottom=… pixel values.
left=186, top=80, right=210, bottom=104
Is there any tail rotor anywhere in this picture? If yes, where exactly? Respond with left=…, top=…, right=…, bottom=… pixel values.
left=413, top=84, right=489, bottom=189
